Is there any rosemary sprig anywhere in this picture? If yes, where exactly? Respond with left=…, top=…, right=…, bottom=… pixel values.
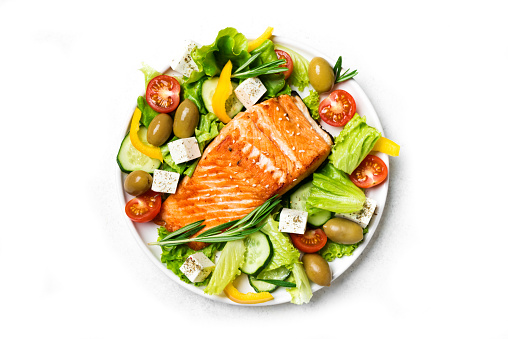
left=333, top=56, right=358, bottom=83
left=149, top=196, right=281, bottom=247
left=232, top=55, right=288, bottom=79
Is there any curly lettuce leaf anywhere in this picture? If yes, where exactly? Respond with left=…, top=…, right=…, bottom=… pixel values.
left=286, top=263, right=313, bottom=305
left=274, top=44, right=310, bottom=91
left=307, top=163, right=366, bottom=214
left=319, top=228, right=368, bottom=261
left=329, top=114, right=381, bottom=174
left=188, top=27, right=250, bottom=82
left=260, top=215, right=301, bottom=272
left=302, top=90, right=320, bottom=120
left=204, top=239, right=246, bottom=295
left=157, top=227, right=223, bottom=287
left=195, top=112, right=223, bottom=147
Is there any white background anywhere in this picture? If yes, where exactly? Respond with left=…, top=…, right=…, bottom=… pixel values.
left=1, top=0, right=507, bottom=338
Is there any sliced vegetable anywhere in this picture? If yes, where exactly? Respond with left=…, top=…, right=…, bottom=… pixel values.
left=202, top=77, right=243, bottom=118
left=211, top=60, right=233, bottom=123
left=129, top=108, right=163, bottom=162
left=275, top=49, right=294, bottom=79
left=125, top=190, right=161, bottom=223
left=146, top=75, right=181, bottom=113
left=249, top=266, right=291, bottom=293
left=204, top=240, right=246, bottom=295
left=117, top=128, right=161, bottom=173
left=240, top=232, right=273, bottom=275
left=290, top=229, right=327, bottom=253
left=349, top=154, right=388, bottom=188
left=223, top=282, right=274, bottom=304
left=329, top=113, right=381, bottom=174
left=319, top=89, right=356, bottom=127
left=371, top=136, right=400, bottom=156
left=247, top=26, right=273, bottom=52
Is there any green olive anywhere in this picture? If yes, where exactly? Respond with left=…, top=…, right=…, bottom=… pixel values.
left=173, top=99, right=199, bottom=138
left=308, top=57, right=335, bottom=93
left=323, top=218, right=364, bottom=244
left=124, top=170, right=152, bottom=196
left=147, top=113, right=173, bottom=146
left=302, top=254, right=331, bottom=286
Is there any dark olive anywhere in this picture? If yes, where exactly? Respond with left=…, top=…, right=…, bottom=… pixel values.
left=124, top=170, right=152, bottom=196
left=308, top=57, right=335, bottom=93
left=302, top=254, right=331, bottom=286
left=323, top=218, right=364, bottom=244
left=173, top=99, right=199, bottom=138
left=147, top=114, right=173, bottom=146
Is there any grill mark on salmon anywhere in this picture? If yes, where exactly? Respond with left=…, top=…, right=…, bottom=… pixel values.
left=156, top=95, right=332, bottom=250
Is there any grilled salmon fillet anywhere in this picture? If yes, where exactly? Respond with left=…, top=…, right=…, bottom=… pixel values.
left=157, top=94, right=332, bottom=250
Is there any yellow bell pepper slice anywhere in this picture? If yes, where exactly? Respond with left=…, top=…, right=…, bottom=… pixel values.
left=223, top=282, right=274, bottom=304
left=130, top=108, right=163, bottom=162
left=211, top=60, right=233, bottom=124
left=371, top=136, right=400, bottom=157
left=247, top=27, right=274, bottom=52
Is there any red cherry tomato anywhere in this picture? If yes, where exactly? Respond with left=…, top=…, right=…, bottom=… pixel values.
left=350, top=155, right=388, bottom=188
left=146, top=75, right=180, bottom=113
left=275, top=49, right=294, bottom=80
left=318, top=89, right=356, bottom=127
left=290, top=228, right=327, bottom=253
left=125, top=190, right=162, bottom=223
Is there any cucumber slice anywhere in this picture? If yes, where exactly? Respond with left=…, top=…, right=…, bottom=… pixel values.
left=202, top=77, right=243, bottom=118
left=240, top=232, right=273, bottom=276
left=290, top=181, right=332, bottom=226
left=117, top=127, right=162, bottom=173
left=249, top=266, right=291, bottom=293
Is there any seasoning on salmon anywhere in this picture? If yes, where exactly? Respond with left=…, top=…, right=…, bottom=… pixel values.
left=156, top=95, right=332, bottom=250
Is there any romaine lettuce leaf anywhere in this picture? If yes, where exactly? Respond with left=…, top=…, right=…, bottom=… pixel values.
left=137, top=96, right=159, bottom=128
left=260, top=215, right=301, bottom=272
left=307, top=163, right=366, bottom=214
left=204, top=239, right=246, bottom=295
left=329, top=114, right=381, bottom=174
left=286, top=263, right=313, bottom=305
left=188, top=27, right=250, bottom=82
left=274, top=44, right=310, bottom=91
left=139, top=62, right=161, bottom=88
left=157, top=227, right=223, bottom=287
left=302, top=90, right=320, bottom=120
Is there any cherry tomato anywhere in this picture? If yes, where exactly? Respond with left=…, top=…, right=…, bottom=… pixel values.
left=146, top=75, right=180, bottom=113
left=275, top=49, right=294, bottom=80
left=125, top=190, right=162, bottom=223
left=290, top=228, right=327, bottom=253
left=318, top=89, right=356, bottom=127
left=350, top=155, right=388, bottom=188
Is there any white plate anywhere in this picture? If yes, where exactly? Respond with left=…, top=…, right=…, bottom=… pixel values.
left=116, top=35, right=389, bottom=306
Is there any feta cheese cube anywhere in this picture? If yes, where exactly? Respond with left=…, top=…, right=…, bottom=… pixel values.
left=279, top=208, right=308, bottom=234
left=151, top=169, right=180, bottom=194
left=234, top=77, right=266, bottom=109
left=167, top=137, right=201, bottom=164
left=336, top=198, right=377, bottom=228
left=170, top=40, right=199, bottom=77
left=179, top=253, right=215, bottom=283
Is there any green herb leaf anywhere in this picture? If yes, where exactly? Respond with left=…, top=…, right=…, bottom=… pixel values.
left=257, top=279, right=297, bottom=287
left=333, top=56, right=358, bottom=83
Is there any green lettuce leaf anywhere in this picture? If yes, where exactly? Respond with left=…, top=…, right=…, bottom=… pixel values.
left=189, top=27, right=250, bottom=82
left=136, top=96, right=159, bottom=128
left=302, top=90, right=320, bottom=120
left=204, top=239, right=246, bottom=295
left=307, top=163, right=366, bottom=214
left=195, top=112, right=223, bottom=147
left=139, top=62, right=161, bottom=88
left=274, top=44, right=310, bottom=91
left=286, top=263, right=313, bottom=305
left=160, top=137, right=188, bottom=175
left=329, top=114, right=382, bottom=174
left=182, top=77, right=207, bottom=114
left=319, top=228, right=368, bottom=261
left=260, top=215, right=301, bottom=272
left=250, top=40, right=286, bottom=97
left=157, top=227, right=223, bottom=287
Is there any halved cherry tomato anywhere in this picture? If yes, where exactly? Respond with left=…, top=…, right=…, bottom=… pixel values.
left=290, top=228, right=327, bottom=253
left=125, top=190, right=162, bottom=223
left=146, top=75, right=180, bottom=113
left=318, top=89, right=356, bottom=127
left=349, top=155, right=388, bottom=188
left=275, top=49, right=294, bottom=80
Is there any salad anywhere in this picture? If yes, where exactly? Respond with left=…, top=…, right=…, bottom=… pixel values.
left=117, top=27, right=400, bottom=305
